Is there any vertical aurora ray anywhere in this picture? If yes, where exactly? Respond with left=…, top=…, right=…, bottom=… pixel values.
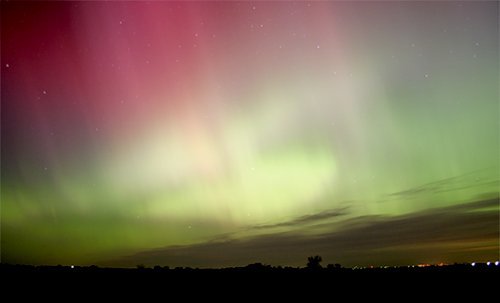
left=1, top=1, right=498, bottom=266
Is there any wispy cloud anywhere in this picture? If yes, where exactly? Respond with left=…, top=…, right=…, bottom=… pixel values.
left=386, top=169, right=499, bottom=199
left=103, top=198, right=499, bottom=268
left=251, top=207, right=349, bottom=230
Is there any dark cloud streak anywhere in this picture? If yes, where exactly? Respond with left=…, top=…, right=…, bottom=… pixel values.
left=386, top=169, right=498, bottom=200
left=251, top=207, right=349, bottom=230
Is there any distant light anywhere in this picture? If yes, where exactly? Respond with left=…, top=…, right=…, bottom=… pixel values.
left=487, top=262, right=491, bottom=266
left=71, top=265, right=75, bottom=269
left=495, top=261, right=499, bottom=266
left=471, top=262, right=476, bottom=267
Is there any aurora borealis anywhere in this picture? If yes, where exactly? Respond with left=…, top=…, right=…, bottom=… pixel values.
left=1, top=1, right=498, bottom=268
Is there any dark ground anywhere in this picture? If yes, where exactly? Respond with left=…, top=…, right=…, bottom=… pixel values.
left=2, top=262, right=498, bottom=298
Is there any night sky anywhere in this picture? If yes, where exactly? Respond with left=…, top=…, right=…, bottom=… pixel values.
left=1, top=1, right=498, bottom=268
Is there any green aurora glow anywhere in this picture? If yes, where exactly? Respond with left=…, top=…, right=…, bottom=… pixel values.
left=1, top=1, right=498, bottom=267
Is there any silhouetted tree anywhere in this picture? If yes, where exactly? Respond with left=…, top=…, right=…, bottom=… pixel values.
left=307, top=255, right=323, bottom=270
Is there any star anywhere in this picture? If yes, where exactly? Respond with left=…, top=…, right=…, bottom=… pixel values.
left=5, top=63, right=9, bottom=68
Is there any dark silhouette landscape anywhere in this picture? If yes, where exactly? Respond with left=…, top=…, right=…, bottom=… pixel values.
left=2, top=257, right=499, bottom=295
left=3, top=257, right=498, bottom=274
